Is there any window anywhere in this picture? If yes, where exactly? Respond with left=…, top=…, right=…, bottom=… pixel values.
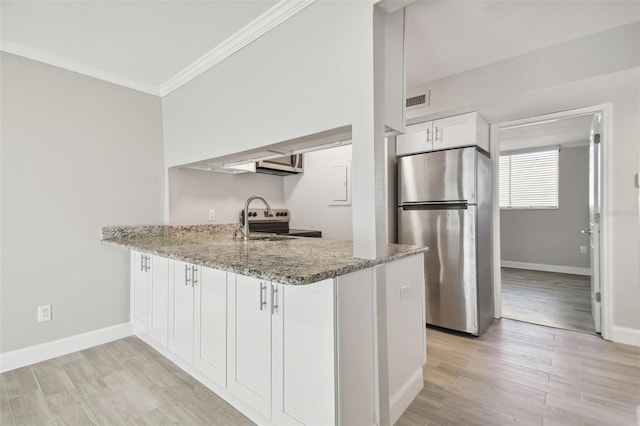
left=499, top=149, right=559, bottom=209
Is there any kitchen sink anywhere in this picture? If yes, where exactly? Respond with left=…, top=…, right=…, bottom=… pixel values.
left=248, top=235, right=295, bottom=242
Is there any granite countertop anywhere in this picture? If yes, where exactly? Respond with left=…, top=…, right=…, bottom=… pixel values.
left=101, top=224, right=428, bottom=285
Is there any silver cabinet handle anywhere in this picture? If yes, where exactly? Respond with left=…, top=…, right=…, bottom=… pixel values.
left=192, top=266, right=198, bottom=287
left=145, top=255, right=151, bottom=272
left=426, top=128, right=431, bottom=143
left=271, top=284, right=278, bottom=315
left=185, top=265, right=191, bottom=286
left=434, top=126, right=440, bottom=141
left=259, top=282, right=267, bottom=311
left=140, top=254, right=145, bottom=272
left=581, top=229, right=592, bottom=235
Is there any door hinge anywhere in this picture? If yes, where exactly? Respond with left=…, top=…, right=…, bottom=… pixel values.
left=593, top=133, right=601, bottom=144
left=595, top=292, right=601, bottom=303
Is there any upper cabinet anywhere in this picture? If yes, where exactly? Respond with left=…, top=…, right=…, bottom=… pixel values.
left=396, top=112, right=490, bottom=156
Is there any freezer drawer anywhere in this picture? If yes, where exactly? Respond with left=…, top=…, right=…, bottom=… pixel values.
left=398, top=147, right=477, bottom=204
left=398, top=206, right=478, bottom=334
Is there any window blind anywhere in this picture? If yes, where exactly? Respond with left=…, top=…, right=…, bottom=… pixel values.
left=499, top=149, right=559, bottom=209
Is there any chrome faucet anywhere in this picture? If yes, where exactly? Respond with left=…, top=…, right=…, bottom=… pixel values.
left=239, top=195, right=273, bottom=241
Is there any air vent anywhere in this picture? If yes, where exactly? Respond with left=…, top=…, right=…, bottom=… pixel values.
left=406, top=91, right=430, bottom=110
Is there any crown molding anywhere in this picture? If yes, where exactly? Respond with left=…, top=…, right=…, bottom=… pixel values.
left=158, top=0, right=316, bottom=97
left=0, top=40, right=161, bottom=96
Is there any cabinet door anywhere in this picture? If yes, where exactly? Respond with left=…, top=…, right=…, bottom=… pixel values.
left=148, top=256, right=170, bottom=346
left=433, top=112, right=477, bottom=151
left=396, top=122, right=433, bottom=156
left=227, top=274, right=272, bottom=418
left=272, top=281, right=336, bottom=426
left=169, top=260, right=195, bottom=363
left=131, top=251, right=149, bottom=331
left=194, top=267, right=227, bottom=387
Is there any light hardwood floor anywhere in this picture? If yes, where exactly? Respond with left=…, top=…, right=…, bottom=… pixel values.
left=501, top=268, right=595, bottom=334
left=0, top=337, right=253, bottom=425
left=2, top=319, right=639, bottom=425
left=398, top=319, right=640, bottom=425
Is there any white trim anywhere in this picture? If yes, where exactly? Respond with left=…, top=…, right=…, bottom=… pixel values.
left=0, top=323, right=133, bottom=373
left=501, top=261, right=591, bottom=276
left=158, top=0, right=316, bottom=96
left=610, top=326, right=640, bottom=347
left=389, top=368, right=423, bottom=426
left=0, top=41, right=161, bottom=96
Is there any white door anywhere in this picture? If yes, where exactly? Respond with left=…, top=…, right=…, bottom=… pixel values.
left=588, top=113, right=603, bottom=333
left=396, top=121, right=433, bottom=156
left=131, top=251, right=149, bottom=331
left=169, top=260, right=195, bottom=362
left=227, top=274, right=272, bottom=418
left=272, top=281, right=336, bottom=426
left=194, top=267, right=227, bottom=386
left=433, top=112, right=476, bottom=151
left=148, top=256, right=170, bottom=346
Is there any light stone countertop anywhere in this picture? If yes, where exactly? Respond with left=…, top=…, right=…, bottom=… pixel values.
left=101, top=224, right=428, bottom=285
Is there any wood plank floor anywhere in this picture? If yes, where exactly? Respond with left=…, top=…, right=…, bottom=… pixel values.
left=0, top=337, right=252, bottom=425
left=501, top=268, right=595, bottom=334
left=398, top=319, right=640, bottom=426
left=2, top=319, right=639, bottom=425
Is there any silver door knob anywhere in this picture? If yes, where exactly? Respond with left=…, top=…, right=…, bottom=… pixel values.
left=581, top=229, right=592, bottom=235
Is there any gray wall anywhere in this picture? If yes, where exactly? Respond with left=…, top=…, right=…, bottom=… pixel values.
left=500, top=146, right=590, bottom=269
left=0, top=53, right=165, bottom=352
left=168, top=168, right=284, bottom=225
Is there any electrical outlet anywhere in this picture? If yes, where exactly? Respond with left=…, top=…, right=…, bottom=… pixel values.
left=580, top=245, right=588, bottom=254
left=208, top=209, right=216, bottom=221
left=37, top=305, right=52, bottom=322
left=400, top=285, right=410, bottom=300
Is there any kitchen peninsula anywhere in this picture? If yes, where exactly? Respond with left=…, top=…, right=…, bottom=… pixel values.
left=102, top=224, right=428, bottom=426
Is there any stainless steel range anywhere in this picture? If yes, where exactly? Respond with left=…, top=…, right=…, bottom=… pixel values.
left=240, top=209, right=322, bottom=238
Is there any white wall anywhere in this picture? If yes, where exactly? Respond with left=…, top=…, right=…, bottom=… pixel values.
left=0, top=53, right=165, bottom=352
left=501, top=146, right=590, bottom=270
left=169, top=168, right=284, bottom=224
left=284, top=145, right=353, bottom=240
left=162, top=1, right=373, bottom=168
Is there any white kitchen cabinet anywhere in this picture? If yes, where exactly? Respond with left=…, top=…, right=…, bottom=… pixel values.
left=194, top=267, right=227, bottom=387
left=396, top=112, right=489, bottom=156
left=272, top=280, right=336, bottom=426
left=169, top=260, right=198, bottom=363
left=227, top=273, right=273, bottom=419
left=148, top=256, right=170, bottom=346
left=131, top=252, right=170, bottom=346
left=396, top=121, right=433, bottom=156
left=131, top=251, right=150, bottom=331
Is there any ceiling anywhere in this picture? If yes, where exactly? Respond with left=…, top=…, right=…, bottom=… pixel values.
left=0, top=0, right=279, bottom=95
left=1, top=1, right=638, bottom=96
left=405, top=0, right=640, bottom=88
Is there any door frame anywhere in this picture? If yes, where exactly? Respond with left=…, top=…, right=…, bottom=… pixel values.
left=490, top=103, right=612, bottom=340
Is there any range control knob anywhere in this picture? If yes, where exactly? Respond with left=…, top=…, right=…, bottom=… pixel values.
left=283, top=212, right=288, bottom=216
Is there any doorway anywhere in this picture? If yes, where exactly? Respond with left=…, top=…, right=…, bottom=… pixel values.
left=491, top=105, right=609, bottom=336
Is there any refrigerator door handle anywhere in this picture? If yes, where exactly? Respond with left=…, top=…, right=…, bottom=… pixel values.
left=401, top=202, right=468, bottom=211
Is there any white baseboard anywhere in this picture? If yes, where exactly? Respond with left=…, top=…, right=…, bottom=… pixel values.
left=501, top=261, right=591, bottom=276
left=389, top=368, right=424, bottom=426
left=0, top=323, right=133, bottom=373
left=610, top=325, right=640, bottom=347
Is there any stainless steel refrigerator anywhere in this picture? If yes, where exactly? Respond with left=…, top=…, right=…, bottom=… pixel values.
left=398, top=147, right=493, bottom=336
